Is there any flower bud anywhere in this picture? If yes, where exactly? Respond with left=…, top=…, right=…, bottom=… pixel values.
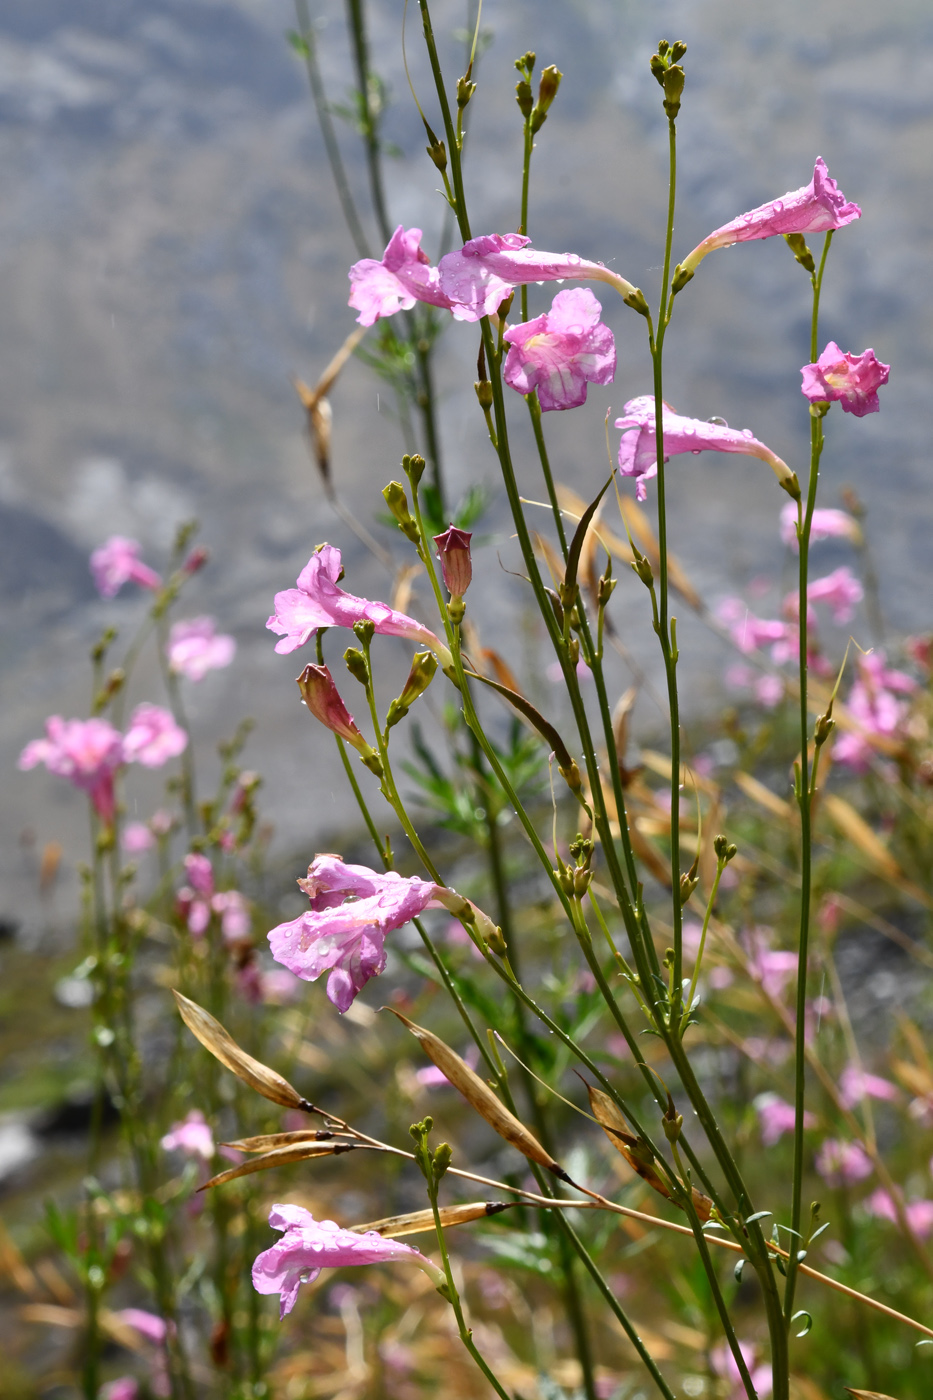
left=402, top=453, right=426, bottom=487
left=383, top=480, right=421, bottom=544
left=457, top=75, right=476, bottom=108
left=597, top=572, right=617, bottom=608
left=344, top=647, right=369, bottom=685
left=182, top=545, right=210, bottom=576
left=713, top=834, right=737, bottom=863
left=814, top=712, right=835, bottom=747
left=783, top=232, right=816, bottom=274
left=434, top=525, right=473, bottom=599
left=432, top=1141, right=452, bottom=1181
left=679, top=870, right=699, bottom=905
left=474, top=379, right=494, bottom=410
left=671, top=263, right=694, bottom=294
left=531, top=65, right=562, bottom=133
left=386, top=650, right=438, bottom=729
left=631, top=553, right=654, bottom=588
left=559, top=759, right=583, bottom=794
left=662, top=1111, right=684, bottom=1143
left=623, top=287, right=651, bottom=318
left=515, top=78, right=534, bottom=119
left=426, top=138, right=447, bottom=172
left=662, top=65, right=685, bottom=119
left=297, top=664, right=379, bottom=762
left=352, top=618, right=376, bottom=646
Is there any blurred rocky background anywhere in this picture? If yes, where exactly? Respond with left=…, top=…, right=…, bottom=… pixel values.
left=3, top=0, right=931, bottom=942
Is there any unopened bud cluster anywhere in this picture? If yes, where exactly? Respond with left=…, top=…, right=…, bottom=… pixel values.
left=650, top=39, right=687, bottom=119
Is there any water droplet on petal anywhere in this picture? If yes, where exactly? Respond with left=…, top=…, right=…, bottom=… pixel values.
left=691, top=449, right=701, bottom=455
left=706, top=415, right=728, bottom=426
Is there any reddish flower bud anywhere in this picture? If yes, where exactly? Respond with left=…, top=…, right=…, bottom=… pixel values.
left=296, top=664, right=367, bottom=749
left=182, top=545, right=210, bottom=576
left=433, top=525, right=473, bottom=598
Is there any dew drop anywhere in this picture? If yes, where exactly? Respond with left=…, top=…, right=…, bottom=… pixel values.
left=706, top=415, right=728, bottom=426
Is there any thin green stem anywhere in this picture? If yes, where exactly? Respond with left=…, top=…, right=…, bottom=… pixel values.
left=784, top=229, right=833, bottom=1323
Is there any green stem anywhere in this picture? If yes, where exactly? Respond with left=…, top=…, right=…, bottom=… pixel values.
left=346, top=0, right=393, bottom=247
left=784, top=229, right=833, bottom=1324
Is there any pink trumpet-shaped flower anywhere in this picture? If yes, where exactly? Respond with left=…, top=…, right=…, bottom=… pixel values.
left=268, top=856, right=440, bottom=1011
left=437, top=233, right=638, bottom=322
left=680, top=157, right=861, bottom=277
left=167, top=617, right=236, bottom=682
left=267, top=544, right=451, bottom=666
left=800, top=342, right=890, bottom=417
left=90, top=536, right=162, bottom=599
left=121, top=704, right=188, bottom=768
left=502, top=288, right=616, bottom=411
left=779, top=502, right=861, bottom=549
left=18, top=716, right=124, bottom=823
left=348, top=226, right=462, bottom=326
left=615, top=395, right=795, bottom=502
left=253, top=1204, right=441, bottom=1318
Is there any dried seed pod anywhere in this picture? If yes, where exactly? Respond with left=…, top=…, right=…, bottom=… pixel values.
left=587, top=1084, right=712, bottom=1222
left=173, top=990, right=312, bottom=1111
left=386, top=1010, right=570, bottom=1181
left=352, top=1201, right=513, bottom=1239
left=199, top=1140, right=364, bottom=1191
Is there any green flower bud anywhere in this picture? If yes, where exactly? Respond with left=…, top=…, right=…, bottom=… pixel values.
left=344, top=647, right=369, bottom=685
left=382, top=481, right=421, bottom=543
left=515, top=78, right=534, bottom=119
left=783, top=232, right=816, bottom=274
left=402, top=454, right=426, bottom=486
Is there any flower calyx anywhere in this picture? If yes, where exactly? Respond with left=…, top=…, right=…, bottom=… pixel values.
left=383, top=481, right=421, bottom=544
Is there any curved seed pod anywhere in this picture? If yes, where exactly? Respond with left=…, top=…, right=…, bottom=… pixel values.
left=587, top=1084, right=712, bottom=1223
left=845, top=1392, right=902, bottom=1400
left=198, top=1140, right=365, bottom=1191
left=223, top=1130, right=350, bottom=1154
left=173, top=990, right=312, bottom=1111
left=352, top=1201, right=513, bottom=1238
left=386, top=1009, right=570, bottom=1180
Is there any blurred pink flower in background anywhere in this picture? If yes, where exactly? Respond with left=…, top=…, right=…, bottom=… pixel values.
left=805, top=566, right=864, bottom=624
left=801, top=342, right=890, bottom=416
left=267, top=544, right=450, bottom=665
left=864, top=1189, right=933, bottom=1238
left=754, top=1093, right=815, bottom=1147
left=502, top=288, right=616, bottom=411
left=779, top=502, right=861, bottom=549
left=160, top=1110, right=214, bottom=1162
left=90, top=536, right=162, bottom=598
left=349, top=226, right=462, bottom=325
left=167, top=617, right=236, bottom=681
left=717, top=598, right=789, bottom=656
left=252, top=1205, right=437, bottom=1318
left=725, top=664, right=785, bottom=709
left=415, top=1045, right=479, bottom=1088
left=112, top=1310, right=171, bottom=1397
left=745, top=931, right=798, bottom=1000
left=19, top=717, right=124, bottom=822
left=122, top=821, right=155, bottom=854
left=838, top=1066, right=900, bottom=1110
left=815, top=1138, right=873, bottom=1186
left=616, top=396, right=794, bottom=501
left=237, top=964, right=303, bottom=1005
left=709, top=1339, right=772, bottom=1398
left=99, top=1380, right=140, bottom=1400
left=176, top=854, right=250, bottom=941
left=834, top=650, right=917, bottom=772
left=121, top=704, right=188, bottom=768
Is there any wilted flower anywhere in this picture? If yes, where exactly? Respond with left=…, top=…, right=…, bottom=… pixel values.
left=19, top=716, right=125, bottom=823
left=679, top=157, right=860, bottom=278
left=252, top=1204, right=442, bottom=1318
left=502, top=288, right=616, bottom=411
left=267, top=545, right=451, bottom=667
left=433, top=525, right=473, bottom=597
left=815, top=1138, right=873, bottom=1187
left=90, top=536, right=162, bottom=599
left=121, top=704, right=188, bottom=768
left=160, top=1110, right=214, bottom=1161
left=615, top=395, right=796, bottom=501
left=779, top=501, right=861, bottom=549
left=801, top=342, right=890, bottom=417
left=348, top=226, right=462, bottom=326
left=167, top=617, right=236, bottom=682
left=437, top=232, right=638, bottom=321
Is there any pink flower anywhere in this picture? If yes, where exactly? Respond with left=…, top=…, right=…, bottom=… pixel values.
left=90, top=536, right=162, bottom=599
left=100, top=1380, right=140, bottom=1400
left=717, top=598, right=789, bottom=656
left=121, top=704, right=188, bottom=768
left=415, top=1046, right=479, bottom=1088
left=167, top=617, right=236, bottom=682
left=212, top=890, right=251, bottom=943
left=864, top=1189, right=933, bottom=1239
left=18, top=716, right=125, bottom=823
left=184, top=852, right=214, bottom=898
left=252, top=1204, right=440, bottom=1318
left=348, top=226, right=463, bottom=326
left=681, top=158, right=861, bottom=276
left=616, top=396, right=795, bottom=502
left=267, top=856, right=440, bottom=1012
left=806, top=566, right=863, bottom=624
left=779, top=502, right=861, bottom=549
left=112, top=1310, right=171, bottom=1397
left=838, top=1066, right=900, bottom=1110
left=815, top=1138, right=873, bottom=1187
left=709, top=1339, right=772, bottom=1399
left=175, top=855, right=249, bottom=941
left=123, top=821, right=155, bottom=854
left=160, top=1110, right=215, bottom=1162
left=745, top=931, right=799, bottom=1001
left=437, top=233, right=638, bottom=322
left=801, top=342, right=890, bottom=417
left=502, top=288, right=616, bottom=411
left=239, top=965, right=302, bottom=1005
left=754, top=1093, right=815, bottom=1147
left=267, top=545, right=451, bottom=666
